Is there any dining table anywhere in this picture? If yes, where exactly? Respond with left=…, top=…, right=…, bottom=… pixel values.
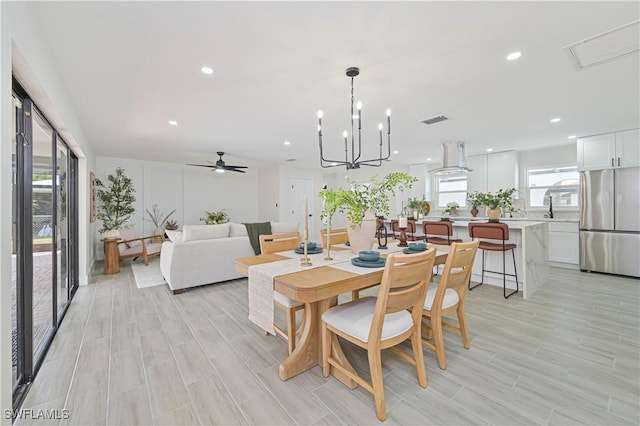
left=234, top=242, right=449, bottom=388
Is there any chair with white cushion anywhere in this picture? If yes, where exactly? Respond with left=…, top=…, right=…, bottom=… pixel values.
left=116, top=228, right=163, bottom=266
left=322, top=248, right=436, bottom=421
left=259, top=232, right=304, bottom=354
left=421, top=239, right=479, bottom=370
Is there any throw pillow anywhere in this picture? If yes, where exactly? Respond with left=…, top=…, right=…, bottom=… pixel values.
left=229, top=222, right=248, bottom=237
left=165, top=230, right=183, bottom=243
left=182, top=224, right=230, bottom=242
left=270, top=221, right=300, bottom=234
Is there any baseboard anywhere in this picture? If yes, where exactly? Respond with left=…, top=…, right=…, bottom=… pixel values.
left=548, top=261, right=579, bottom=270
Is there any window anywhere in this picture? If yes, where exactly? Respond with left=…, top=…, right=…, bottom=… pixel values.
left=435, top=174, right=467, bottom=208
left=526, top=165, right=579, bottom=208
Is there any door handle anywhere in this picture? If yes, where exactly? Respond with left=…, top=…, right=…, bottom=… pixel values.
left=618, top=157, right=621, bottom=167
left=611, top=158, right=615, bottom=167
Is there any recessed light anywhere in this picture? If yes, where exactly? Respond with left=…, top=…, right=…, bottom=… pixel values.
left=506, top=51, right=522, bottom=61
left=168, top=120, right=178, bottom=126
left=284, top=141, right=291, bottom=145
left=550, top=117, right=561, bottom=123
left=393, top=150, right=399, bottom=154
left=426, top=158, right=432, bottom=161
left=486, top=148, right=494, bottom=152
left=568, top=135, right=577, bottom=139
left=201, top=66, right=213, bottom=75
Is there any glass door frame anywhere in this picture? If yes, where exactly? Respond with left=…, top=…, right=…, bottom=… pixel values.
left=12, top=77, right=79, bottom=408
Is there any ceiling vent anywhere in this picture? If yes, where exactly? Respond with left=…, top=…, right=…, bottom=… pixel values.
left=434, top=141, right=472, bottom=175
left=420, top=115, right=448, bottom=125
left=564, top=20, right=640, bottom=69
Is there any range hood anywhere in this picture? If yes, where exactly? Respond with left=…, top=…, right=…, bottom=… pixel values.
left=434, top=141, right=473, bottom=175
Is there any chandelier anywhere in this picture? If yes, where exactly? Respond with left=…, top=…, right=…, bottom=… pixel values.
left=317, top=67, right=391, bottom=170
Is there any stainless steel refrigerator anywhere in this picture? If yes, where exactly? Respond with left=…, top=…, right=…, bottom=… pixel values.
left=580, top=167, right=640, bottom=278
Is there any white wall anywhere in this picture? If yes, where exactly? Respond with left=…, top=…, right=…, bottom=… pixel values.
left=258, top=167, right=279, bottom=222
left=95, top=156, right=260, bottom=259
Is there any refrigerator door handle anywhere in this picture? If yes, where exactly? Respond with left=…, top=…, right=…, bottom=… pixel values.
left=611, top=158, right=615, bottom=167
left=617, top=157, right=621, bottom=167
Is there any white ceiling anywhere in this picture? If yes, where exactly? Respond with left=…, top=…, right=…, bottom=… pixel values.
left=21, top=1, right=640, bottom=171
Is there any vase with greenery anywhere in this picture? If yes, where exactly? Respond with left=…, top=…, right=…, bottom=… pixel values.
left=443, top=201, right=459, bottom=217
left=144, top=204, right=176, bottom=236
left=483, top=188, right=518, bottom=221
left=319, top=172, right=417, bottom=253
left=200, top=209, right=229, bottom=225
left=95, top=167, right=136, bottom=236
left=467, top=191, right=486, bottom=217
left=407, top=197, right=431, bottom=218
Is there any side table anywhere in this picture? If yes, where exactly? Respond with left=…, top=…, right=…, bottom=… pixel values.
left=102, top=238, right=121, bottom=275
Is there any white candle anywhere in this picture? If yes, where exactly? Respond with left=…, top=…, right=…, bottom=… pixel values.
left=303, top=195, right=308, bottom=231
left=399, top=216, right=408, bottom=228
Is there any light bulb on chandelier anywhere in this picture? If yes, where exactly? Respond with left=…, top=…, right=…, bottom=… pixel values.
left=317, top=67, right=391, bottom=170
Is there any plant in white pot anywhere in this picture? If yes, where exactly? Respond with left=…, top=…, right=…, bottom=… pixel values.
left=95, top=167, right=136, bottom=237
left=319, top=172, right=417, bottom=253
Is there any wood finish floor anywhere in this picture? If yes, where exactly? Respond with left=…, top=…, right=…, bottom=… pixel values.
left=16, top=264, right=639, bottom=425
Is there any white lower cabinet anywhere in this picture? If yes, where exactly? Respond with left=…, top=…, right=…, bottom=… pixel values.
left=548, top=222, right=579, bottom=268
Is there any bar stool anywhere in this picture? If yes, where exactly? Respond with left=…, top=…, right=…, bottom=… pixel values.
left=422, top=220, right=462, bottom=246
left=467, top=222, right=518, bottom=299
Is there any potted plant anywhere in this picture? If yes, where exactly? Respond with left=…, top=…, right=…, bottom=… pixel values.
left=165, top=219, right=179, bottom=231
left=407, top=197, right=423, bottom=219
left=94, top=167, right=136, bottom=237
left=144, top=204, right=176, bottom=240
left=443, top=201, right=459, bottom=217
left=200, top=209, right=229, bottom=225
left=467, top=191, right=486, bottom=217
left=483, top=188, right=517, bottom=222
left=319, top=172, right=417, bottom=253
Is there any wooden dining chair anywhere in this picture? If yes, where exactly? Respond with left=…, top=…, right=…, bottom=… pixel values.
left=319, top=227, right=349, bottom=248
left=421, top=239, right=479, bottom=370
left=259, top=232, right=304, bottom=354
left=322, top=248, right=436, bottom=421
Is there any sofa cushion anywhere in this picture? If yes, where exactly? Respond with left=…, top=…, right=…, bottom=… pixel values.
left=182, top=224, right=230, bottom=242
left=165, top=230, right=183, bottom=243
left=271, top=221, right=300, bottom=234
left=229, top=222, right=248, bottom=237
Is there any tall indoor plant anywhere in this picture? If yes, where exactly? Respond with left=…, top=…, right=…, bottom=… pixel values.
left=95, top=167, right=136, bottom=236
left=319, top=172, right=417, bottom=253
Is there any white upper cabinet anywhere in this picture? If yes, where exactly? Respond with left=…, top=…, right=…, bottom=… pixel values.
left=487, top=151, right=519, bottom=193
left=616, top=129, right=640, bottom=168
left=466, top=151, right=519, bottom=195
left=466, top=155, right=488, bottom=194
left=578, top=129, right=639, bottom=170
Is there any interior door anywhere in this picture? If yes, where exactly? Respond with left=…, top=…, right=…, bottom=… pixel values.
left=290, top=177, right=314, bottom=241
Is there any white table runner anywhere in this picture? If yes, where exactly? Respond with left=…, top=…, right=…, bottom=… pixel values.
left=247, top=249, right=352, bottom=333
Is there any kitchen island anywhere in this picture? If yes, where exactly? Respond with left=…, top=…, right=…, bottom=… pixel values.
left=419, top=219, right=549, bottom=299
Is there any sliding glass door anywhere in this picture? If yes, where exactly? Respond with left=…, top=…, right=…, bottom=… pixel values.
left=12, top=81, right=79, bottom=403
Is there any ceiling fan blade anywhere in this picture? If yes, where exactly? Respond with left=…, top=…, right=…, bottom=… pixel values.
left=227, top=168, right=246, bottom=173
left=224, top=165, right=248, bottom=169
left=186, top=163, right=217, bottom=168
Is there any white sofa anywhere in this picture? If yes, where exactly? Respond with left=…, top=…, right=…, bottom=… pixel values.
left=160, top=221, right=299, bottom=294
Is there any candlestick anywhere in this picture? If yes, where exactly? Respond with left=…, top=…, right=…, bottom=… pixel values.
left=399, top=216, right=408, bottom=228
left=324, top=220, right=333, bottom=261
left=301, top=227, right=312, bottom=266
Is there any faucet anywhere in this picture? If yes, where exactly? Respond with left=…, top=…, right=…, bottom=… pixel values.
left=548, top=195, right=554, bottom=219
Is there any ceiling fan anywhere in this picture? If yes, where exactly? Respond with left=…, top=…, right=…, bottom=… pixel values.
left=187, top=152, right=248, bottom=174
